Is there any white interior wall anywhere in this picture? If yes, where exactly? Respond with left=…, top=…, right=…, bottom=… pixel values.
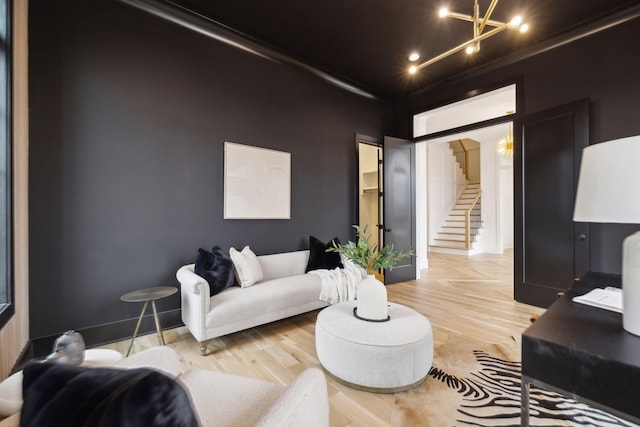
left=427, top=143, right=460, bottom=245
left=416, top=143, right=427, bottom=274
left=500, top=155, right=514, bottom=249
left=413, top=84, right=516, bottom=137
left=480, top=139, right=498, bottom=253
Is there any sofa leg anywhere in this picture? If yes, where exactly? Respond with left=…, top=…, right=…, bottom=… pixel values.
left=200, top=341, right=208, bottom=356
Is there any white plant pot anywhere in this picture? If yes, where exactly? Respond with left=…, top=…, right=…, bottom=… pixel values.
left=356, top=275, right=389, bottom=321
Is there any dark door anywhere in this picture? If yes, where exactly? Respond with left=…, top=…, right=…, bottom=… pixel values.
left=383, top=137, right=416, bottom=284
left=514, top=99, right=590, bottom=307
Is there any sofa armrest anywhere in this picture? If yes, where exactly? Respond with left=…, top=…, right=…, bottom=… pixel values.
left=0, top=413, right=19, bottom=427
left=177, top=264, right=210, bottom=341
left=254, top=368, right=329, bottom=427
left=113, top=346, right=182, bottom=377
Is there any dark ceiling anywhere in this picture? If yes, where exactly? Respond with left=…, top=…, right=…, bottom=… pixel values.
left=166, top=0, right=640, bottom=100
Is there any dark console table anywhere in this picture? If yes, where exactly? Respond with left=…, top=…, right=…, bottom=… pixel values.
left=521, top=272, right=640, bottom=426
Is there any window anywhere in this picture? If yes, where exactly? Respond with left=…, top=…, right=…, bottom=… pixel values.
left=0, top=0, right=12, bottom=328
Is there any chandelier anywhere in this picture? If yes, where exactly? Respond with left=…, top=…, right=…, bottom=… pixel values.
left=409, top=0, right=529, bottom=74
left=497, top=121, right=514, bottom=157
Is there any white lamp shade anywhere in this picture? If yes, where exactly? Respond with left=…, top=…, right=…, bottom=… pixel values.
left=573, top=135, right=640, bottom=223
left=573, top=135, right=640, bottom=336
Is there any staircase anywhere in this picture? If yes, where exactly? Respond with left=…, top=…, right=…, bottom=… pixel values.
left=430, top=183, right=483, bottom=255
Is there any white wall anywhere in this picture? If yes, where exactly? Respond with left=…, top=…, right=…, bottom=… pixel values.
left=427, top=143, right=464, bottom=245
left=416, top=142, right=427, bottom=273
left=500, top=156, right=514, bottom=249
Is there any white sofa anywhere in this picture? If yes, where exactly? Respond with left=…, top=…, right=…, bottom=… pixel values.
left=177, top=250, right=330, bottom=355
left=0, top=347, right=330, bottom=427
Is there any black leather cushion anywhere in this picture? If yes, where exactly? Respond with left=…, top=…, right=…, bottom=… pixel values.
left=305, top=236, right=344, bottom=273
left=20, top=363, right=200, bottom=427
left=194, top=246, right=236, bottom=295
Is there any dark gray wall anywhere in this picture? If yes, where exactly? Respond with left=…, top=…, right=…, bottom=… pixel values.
left=29, top=0, right=390, bottom=343
left=395, top=18, right=640, bottom=275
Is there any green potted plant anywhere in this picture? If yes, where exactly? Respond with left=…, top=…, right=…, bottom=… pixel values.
left=328, top=225, right=414, bottom=275
left=328, top=225, right=414, bottom=321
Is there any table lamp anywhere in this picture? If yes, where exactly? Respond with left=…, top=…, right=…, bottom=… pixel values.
left=573, top=135, right=640, bottom=336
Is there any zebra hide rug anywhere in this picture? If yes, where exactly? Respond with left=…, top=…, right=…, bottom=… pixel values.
left=390, top=334, right=635, bottom=427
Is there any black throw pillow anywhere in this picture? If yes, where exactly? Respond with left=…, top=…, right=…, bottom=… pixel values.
left=305, top=235, right=344, bottom=273
left=194, top=246, right=236, bottom=296
left=20, top=363, right=201, bottom=427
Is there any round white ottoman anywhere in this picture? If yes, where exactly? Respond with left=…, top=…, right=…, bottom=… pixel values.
left=315, top=301, right=433, bottom=392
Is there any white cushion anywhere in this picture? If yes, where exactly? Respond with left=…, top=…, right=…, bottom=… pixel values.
left=179, top=368, right=329, bottom=427
left=180, top=369, right=283, bottom=427
left=206, top=274, right=321, bottom=329
left=0, top=371, right=22, bottom=417
left=230, top=246, right=263, bottom=288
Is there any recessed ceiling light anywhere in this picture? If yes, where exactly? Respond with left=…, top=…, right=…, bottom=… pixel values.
left=408, top=52, right=420, bottom=62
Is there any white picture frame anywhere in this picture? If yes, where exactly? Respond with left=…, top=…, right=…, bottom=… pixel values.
left=224, top=142, right=291, bottom=219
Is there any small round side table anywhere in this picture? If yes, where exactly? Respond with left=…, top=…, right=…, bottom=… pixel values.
left=120, top=286, right=177, bottom=356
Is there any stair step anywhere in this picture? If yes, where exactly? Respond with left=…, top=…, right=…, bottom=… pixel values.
left=431, top=240, right=471, bottom=249
left=438, top=229, right=480, bottom=235
left=449, top=214, right=482, bottom=220
left=444, top=221, right=483, bottom=228
left=433, top=181, right=483, bottom=252
left=452, top=208, right=480, bottom=213
left=441, top=226, right=481, bottom=234
left=435, top=233, right=478, bottom=242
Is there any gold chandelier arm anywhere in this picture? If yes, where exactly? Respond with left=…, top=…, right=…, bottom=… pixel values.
left=440, top=12, right=505, bottom=27
left=444, top=13, right=506, bottom=29
left=446, top=12, right=475, bottom=22
left=415, top=24, right=508, bottom=71
left=479, top=0, right=500, bottom=34
left=473, top=0, right=479, bottom=39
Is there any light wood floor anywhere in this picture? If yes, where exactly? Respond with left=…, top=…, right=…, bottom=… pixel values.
left=100, top=250, right=543, bottom=426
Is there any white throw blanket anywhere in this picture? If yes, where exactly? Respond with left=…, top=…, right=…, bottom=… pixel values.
left=310, top=258, right=366, bottom=304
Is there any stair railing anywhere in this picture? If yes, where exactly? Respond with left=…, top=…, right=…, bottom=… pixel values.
left=464, top=188, right=482, bottom=249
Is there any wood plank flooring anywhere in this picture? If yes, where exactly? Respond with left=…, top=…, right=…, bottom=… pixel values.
left=100, top=250, right=543, bottom=426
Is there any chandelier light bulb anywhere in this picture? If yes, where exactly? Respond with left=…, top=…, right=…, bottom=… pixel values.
left=509, top=15, right=523, bottom=28
left=438, top=7, right=449, bottom=18
left=520, top=23, right=529, bottom=33
left=409, top=52, right=420, bottom=62
left=409, top=65, right=418, bottom=74
left=465, top=45, right=475, bottom=55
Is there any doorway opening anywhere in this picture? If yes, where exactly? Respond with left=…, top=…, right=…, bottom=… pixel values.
left=358, top=142, right=382, bottom=250
left=418, top=123, right=514, bottom=257
left=413, top=83, right=517, bottom=290
left=356, top=136, right=383, bottom=281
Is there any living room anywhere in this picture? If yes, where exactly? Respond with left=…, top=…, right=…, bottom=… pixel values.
left=2, top=0, right=640, bottom=425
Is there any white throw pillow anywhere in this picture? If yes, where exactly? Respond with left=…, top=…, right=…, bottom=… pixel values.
left=229, top=246, right=263, bottom=288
